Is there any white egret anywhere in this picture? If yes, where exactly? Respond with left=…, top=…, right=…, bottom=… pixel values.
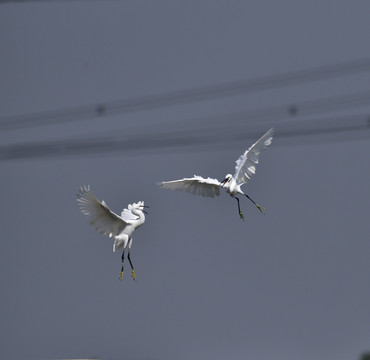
left=76, top=185, right=148, bottom=280
left=159, top=128, right=273, bottom=220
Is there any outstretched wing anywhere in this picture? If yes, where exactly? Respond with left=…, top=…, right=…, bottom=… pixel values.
left=234, top=128, right=274, bottom=186
left=76, top=185, right=128, bottom=237
left=158, top=175, right=222, bottom=198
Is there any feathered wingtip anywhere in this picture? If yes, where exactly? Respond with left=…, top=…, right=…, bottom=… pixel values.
left=77, top=184, right=90, bottom=197
left=263, top=127, right=274, bottom=146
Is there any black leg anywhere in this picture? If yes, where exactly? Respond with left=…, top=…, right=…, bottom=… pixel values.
left=119, top=248, right=125, bottom=280
left=235, top=196, right=244, bottom=220
left=128, top=250, right=136, bottom=281
left=128, top=251, right=134, bottom=271
left=244, top=194, right=266, bottom=214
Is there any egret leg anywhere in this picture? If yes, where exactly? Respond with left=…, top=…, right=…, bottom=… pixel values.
left=127, top=238, right=136, bottom=281
left=235, top=196, right=245, bottom=221
left=128, top=251, right=136, bottom=281
left=119, top=249, right=125, bottom=280
left=244, top=194, right=266, bottom=214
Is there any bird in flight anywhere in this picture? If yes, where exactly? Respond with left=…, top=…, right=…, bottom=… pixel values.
left=76, top=185, right=148, bottom=280
left=158, top=128, right=273, bottom=220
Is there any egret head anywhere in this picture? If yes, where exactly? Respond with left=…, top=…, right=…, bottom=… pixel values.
left=220, top=174, right=233, bottom=187
left=134, top=201, right=149, bottom=215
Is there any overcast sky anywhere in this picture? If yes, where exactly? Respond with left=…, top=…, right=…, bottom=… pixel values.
left=1, top=2, right=370, bottom=360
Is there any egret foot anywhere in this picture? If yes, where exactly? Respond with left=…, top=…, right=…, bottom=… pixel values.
left=256, top=204, right=266, bottom=214
left=119, top=270, right=124, bottom=281
left=239, top=211, right=245, bottom=221
left=131, top=269, right=136, bottom=281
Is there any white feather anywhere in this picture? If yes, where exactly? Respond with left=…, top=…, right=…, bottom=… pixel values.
left=159, top=175, right=222, bottom=198
left=121, top=206, right=139, bottom=221
left=234, top=128, right=274, bottom=186
left=76, top=185, right=128, bottom=237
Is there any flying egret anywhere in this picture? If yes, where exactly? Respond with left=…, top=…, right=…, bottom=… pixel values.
left=76, top=185, right=148, bottom=281
left=159, top=128, right=273, bottom=220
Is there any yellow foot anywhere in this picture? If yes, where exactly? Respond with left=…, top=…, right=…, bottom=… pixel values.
left=131, top=270, right=136, bottom=281
left=239, top=211, right=245, bottom=221
left=256, top=204, right=266, bottom=215
left=119, top=271, right=123, bottom=280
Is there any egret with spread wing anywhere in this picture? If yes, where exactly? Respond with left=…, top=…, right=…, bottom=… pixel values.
left=76, top=185, right=148, bottom=280
left=159, top=128, right=273, bottom=220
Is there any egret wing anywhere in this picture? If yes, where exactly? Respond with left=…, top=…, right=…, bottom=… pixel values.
left=76, top=185, right=128, bottom=237
left=234, top=128, right=274, bottom=186
left=159, top=175, right=222, bottom=198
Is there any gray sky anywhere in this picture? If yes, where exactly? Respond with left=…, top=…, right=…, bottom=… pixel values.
left=1, top=1, right=370, bottom=360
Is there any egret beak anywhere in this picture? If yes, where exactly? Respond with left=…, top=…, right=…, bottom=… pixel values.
left=142, top=205, right=150, bottom=208
left=141, top=205, right=149, bottom=215
left=220, top=178, right=228, bottom=187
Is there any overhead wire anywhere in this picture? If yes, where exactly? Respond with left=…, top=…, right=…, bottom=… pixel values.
left=178, top=89, right=370, bottom=130
left=1, top=114, right=369, bottom=161
left=2, top=57, right=370, bottom=132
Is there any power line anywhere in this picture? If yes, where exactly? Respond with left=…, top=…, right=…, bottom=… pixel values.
left=203, top=90, right=370, bottom=127
left=2, top=57, right=370, bottom=131
left=1, top=114, right=369, bottom=161
left=111, top=89, right=370, bottom=133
